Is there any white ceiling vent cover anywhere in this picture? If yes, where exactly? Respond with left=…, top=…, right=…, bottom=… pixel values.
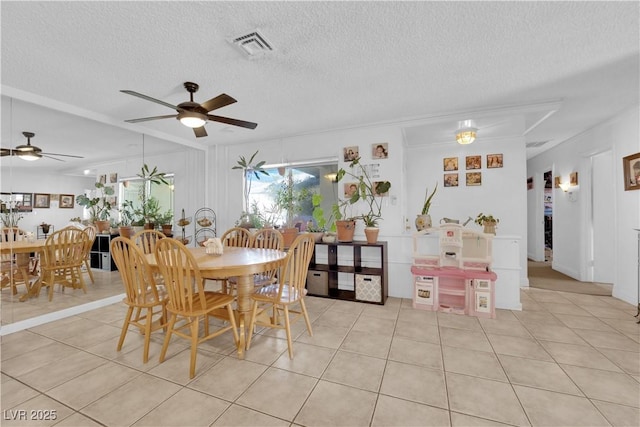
left=229, top=29, right=274, bottom=58
left=526, top=140, right=550, bottom=148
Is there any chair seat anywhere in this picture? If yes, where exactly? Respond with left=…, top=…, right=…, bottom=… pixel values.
left=252, top=283, right=307, bottom=303
left=124, top=286, right=168, bottom=306
left=168, top=290, right=235, bottom=317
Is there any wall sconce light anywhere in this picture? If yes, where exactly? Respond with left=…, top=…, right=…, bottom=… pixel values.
left=455, top=119, right=477, bottom=145
left=559, top=181, right=577, bottom=202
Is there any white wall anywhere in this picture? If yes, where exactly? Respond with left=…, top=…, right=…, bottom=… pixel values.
left=210, top=123, right=528, bottom=309
left=527, top=105, right=640, bottom=305
left=0, top=169, right=93, bottom=233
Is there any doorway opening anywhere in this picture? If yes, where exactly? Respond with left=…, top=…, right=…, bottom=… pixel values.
left=543, top=171, right=553, bottom=262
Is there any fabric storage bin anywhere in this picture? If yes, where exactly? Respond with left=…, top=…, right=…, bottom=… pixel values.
left=306, top=270, right=328, bottom=295
left=355, top=274, right=381, bottom=303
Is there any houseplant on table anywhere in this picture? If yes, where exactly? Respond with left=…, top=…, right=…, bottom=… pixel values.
left=475, top=213, right=499, bottom=234
left=334, top=157, right=391, bottom=243
left=416, top=182, right=437, bottom=231
left=76, top=181, right=115, bottom=233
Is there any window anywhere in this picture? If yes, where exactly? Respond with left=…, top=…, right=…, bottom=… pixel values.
left=118, top=174, right=174, bottom=224
left=245, top=160, right=338, bottom=229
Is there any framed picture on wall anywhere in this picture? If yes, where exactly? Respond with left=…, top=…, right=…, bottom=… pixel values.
left=443, top=157, right=458, bottom=171
left=527, top=177, right=533, bottom=190
left=444, top=173, right=459, bottom=187
left=465, top=155, right=481, bottom=170
left=371, top=143, right=388, bottom=159
left=466, top=172, right=482, bottom=186
left=344, top=183, right=358, bottom=198
left=623, top=152, right=640, bottom=191
left=554, top=176, right=561, bottom=188
left=487, top=154, right=503, bottom=168
left=343, top=146, right=359, bottom=162
left=570, top=171, right=578, bottom=186
left=34, top=193, right=51, bottom=208
left=59, top=194, right=75, bottom=208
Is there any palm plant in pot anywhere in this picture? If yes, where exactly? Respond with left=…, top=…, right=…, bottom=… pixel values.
left=76, top=181, right=115, bottom=233
left=232, top=150, right=269, bottom=228
left=335, top=157, right=391, bottom=243
left=416, top=182, right=437, bottom=231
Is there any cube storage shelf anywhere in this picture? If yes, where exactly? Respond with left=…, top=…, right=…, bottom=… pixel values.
left=90, top=233, right=118, bottom=271
left=306, top=240, right=388, bottom=305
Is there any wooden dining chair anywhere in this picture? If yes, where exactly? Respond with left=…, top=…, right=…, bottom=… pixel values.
left=246, top=233, right=315, bottom=359
left=110, top=236, right=168, bottom=363
left=0, top=228, right=33, bottom=295
left=219, top=227, right=252, bottom=293
left=154, top=237, right=239, bottom=379
left=82, top=225, right=97, bottom=283
left=133, top=229, right=166, bottom=255
left=226, top=228, right=284, bottom=296
left=221, top=227, right=251, bottom=248
left=39, top=227, right=90, bottom=301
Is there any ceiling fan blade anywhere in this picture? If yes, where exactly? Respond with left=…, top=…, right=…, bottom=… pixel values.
left=120, top=90, right=179, bottom=110
left=193, top=126, right=208, bottom=138
left=42, top=154, right=66, bottom=162
left=1, top=148, right=13, bottom=157
left=200, top=94, right=237, bottom=113
left=41, top=152, right=84, bottom=159
left=207, top=115, right=258, bottom=130
left=125, top=114, right=178, bottom=123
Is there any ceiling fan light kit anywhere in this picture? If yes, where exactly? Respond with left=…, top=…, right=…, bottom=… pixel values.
left=122, top=81, right=258, bottom=137
left=455, top=119, right=477, bottom=145
left=0, top=131, right=83, bottom=162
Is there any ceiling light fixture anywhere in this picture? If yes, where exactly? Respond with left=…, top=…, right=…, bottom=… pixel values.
left=178, top=111, right=207, bottom=128
left=455, top=120, right=478, bottom=145
left=18, top=152, right=42, bottom=161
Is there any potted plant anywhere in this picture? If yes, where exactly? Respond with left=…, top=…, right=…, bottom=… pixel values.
left=274, top=169, right=310, bottom=247
left=308, top=193, right=335, bottom=242
left=136, top=164, right=169, bottom=229
left=334, top=157, right=391, bottom=243
left=475, top=213, right=499, bottom=234
left=117, top=199, right=137, bottom=238
left=76, top=181, right=115, bottom=233
left=158, top=209, right=174, bottom=235
left=232, top=150, right=269, bottom=227
left=1, top=210, right=23, bottom=228
left=416, top=182, right=437, bottom=231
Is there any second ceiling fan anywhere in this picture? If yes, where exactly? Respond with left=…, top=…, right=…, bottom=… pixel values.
left=121, top=82, right=258, bottom=138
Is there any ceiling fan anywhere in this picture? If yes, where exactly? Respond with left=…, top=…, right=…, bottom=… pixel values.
left=121, top=82, right=258, bottom=138
left=0, top=132, right=84, bottom=162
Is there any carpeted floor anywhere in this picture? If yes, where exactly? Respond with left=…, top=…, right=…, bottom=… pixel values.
left=528, top=261, right=613, bottom=296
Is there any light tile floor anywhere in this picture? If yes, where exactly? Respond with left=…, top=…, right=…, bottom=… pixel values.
left=1, top=286, right=639, bottom=426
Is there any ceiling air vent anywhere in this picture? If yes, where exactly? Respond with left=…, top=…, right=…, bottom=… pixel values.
left=229, top=29, right=273, bottom=58
left=526, top=140, right=549, bottom=148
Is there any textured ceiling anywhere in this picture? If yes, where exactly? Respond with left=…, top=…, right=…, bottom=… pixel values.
left=1, top=1, right=638, bottom=174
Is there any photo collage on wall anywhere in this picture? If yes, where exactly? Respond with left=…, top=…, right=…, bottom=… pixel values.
left=341, top=143, right=391, bottom=198
left=0, top=192, right=75, bottom=211
left=442, top=153, right=503, bottom=187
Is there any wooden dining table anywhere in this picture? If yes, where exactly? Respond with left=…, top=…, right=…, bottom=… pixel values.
left=0, top=239, right=46, bottom=302
left=145, top=245, right=288, bottom=358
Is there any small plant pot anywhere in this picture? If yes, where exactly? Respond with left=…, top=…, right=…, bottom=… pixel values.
left=415, top=214, right=432, bottom=231
left=364, top=227, right=379, bottom=244
left=483, top=221, right=497, bottom=235
left=280, top=227, right=298, bottom=248
left=119, top=226, right=134, bottom=239
left=95, top=220, right=111, bottom=233
left=336, top=220, right=356, bottom=242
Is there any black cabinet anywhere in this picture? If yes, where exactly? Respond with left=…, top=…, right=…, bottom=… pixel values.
left=90, top=234, right=118, bottom=271
left=307, top=240, right=387, bottom=305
